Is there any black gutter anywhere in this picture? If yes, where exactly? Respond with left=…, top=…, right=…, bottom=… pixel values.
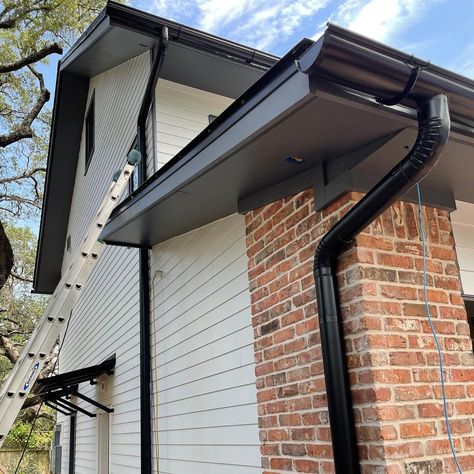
left=298, top=24, right=474, bottom=129
left=137, top=26, right=168, bottom=474
left=314, top=94, right=450, bottom=473
left=59, top=1, right=277, bottom=73
left=106, top=1, right=276, bottom=70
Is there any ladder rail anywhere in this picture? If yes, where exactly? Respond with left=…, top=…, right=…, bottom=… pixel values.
left=0, top=152, right=140, bottom=444
left=0, top=243, right=102, bottom=405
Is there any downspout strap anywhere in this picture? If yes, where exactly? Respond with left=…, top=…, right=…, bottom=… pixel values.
left=376, top=60, right=429, bottom=106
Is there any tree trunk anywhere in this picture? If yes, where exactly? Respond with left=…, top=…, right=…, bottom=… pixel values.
left=0, top=221, right=13, bottom=291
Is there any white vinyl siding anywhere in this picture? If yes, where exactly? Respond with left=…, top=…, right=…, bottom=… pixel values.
left=145, top=105, right=156, bottom=178
left=154, top=79, right=233, bottom=170
left=149, top=214, right=260, bottom=474
left=452, top=201, right=474, bottom=295
left=57, top=52, right=150, bottom=473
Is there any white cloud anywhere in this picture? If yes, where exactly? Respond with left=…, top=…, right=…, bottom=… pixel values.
left=141, top=0, right=331, bottom=51
left=326, top=0, right=428, bottom=44
left=198, top=0, right=251, bottom=32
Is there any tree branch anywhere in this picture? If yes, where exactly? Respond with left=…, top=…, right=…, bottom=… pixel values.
left=0, top=167, right=46, bottom=185
left=11, top=271, right=32, bottom=283
left=0, top=194, right=41, bottom=208
left=0, top=316, right=21, bottom=326
left=19, top=395, right=42, bottom=412
left=18, top=402, right=55, bottom=423
left=0, top=65, right=50, bottom=148
left=0, top=43, right=63, bottom=74
left=0, top=4, right=54, bottom=29
left=0, top=335, right=19, bottom=364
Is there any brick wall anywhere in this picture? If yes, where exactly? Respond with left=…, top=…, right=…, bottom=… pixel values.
left=244, top=189, right=474, bottom=473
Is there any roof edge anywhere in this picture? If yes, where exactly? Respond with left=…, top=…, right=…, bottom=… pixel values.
left=33, top=1, right=280, bottom=293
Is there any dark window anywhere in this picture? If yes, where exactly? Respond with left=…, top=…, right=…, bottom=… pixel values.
left=68, top=414, right=76, bottom=474
left=85, top=91, right=95, bottom=174
left=208, top=114, right=217, bottom=123
left=464, top=298, right=474, bottom=351
left=128, top=138, right=140, bottom=194
left=66, top=235, right=71, bottom=251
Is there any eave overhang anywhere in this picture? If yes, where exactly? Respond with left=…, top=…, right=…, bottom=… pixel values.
left=33, top=1, right=277, bottom=294
left=101, top=25, right=474, bottom=248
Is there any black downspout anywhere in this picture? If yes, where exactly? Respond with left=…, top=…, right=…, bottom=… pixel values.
left=137, top=27, right=168, bottom=474
left=314, top=94, right=450, bottom=474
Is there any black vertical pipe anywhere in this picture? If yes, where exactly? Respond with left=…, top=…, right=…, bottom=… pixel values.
left=68, top=414, right=76, bottom=474
left=137, top=27, right=168, bottom=474
left=138, top=249, right=151, bottom=474
left=314, top=94, right=450, bottom=473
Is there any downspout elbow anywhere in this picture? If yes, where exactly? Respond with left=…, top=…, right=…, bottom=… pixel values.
left=313, top=94, right=450, bottom=474
left=315, top=94, right=450, bottom=275
left=399, top=94, right=450, bottom=182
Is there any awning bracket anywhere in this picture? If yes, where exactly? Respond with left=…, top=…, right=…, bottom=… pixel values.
left=73, top=391, right=113, bottom=413
left=50, top=395, right=96, bottom=418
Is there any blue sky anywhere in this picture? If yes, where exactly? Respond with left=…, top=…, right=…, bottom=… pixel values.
left=131, top=0, right=474, bottom=76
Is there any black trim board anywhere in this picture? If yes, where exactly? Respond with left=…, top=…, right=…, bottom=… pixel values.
left=84, top=90, right=96, bottom=175
left=238, top=168, right=316, bottom=214
left=33, top=72, right=89, bottom=293
left=237, top=166, right=455, bottom=217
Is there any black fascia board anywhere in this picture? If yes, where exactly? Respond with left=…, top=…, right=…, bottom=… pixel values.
left=33, top=71, right=90, bottom=294
left=59, top=1, right=277, bottom=75
left=105, top=1, right=277, bottom=70
left=101, top=39, right=314, bottom=241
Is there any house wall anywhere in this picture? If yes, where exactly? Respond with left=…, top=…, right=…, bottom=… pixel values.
left=57, top=52, right=151, bottom=473
left=153, top=78, right=233, bottom=171
left=149, top=214, right=261, bottom=473
left=57, top=58, right=239, bottom=473
left=452, top=201, right=474, bottom=296
left=244, top=189, right=474, bottom=473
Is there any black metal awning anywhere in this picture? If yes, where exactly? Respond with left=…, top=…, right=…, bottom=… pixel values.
left=33, top=355, right=116, bottom=417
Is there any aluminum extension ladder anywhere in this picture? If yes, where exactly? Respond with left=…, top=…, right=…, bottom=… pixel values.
left=0, top=150, right=141, bottom=445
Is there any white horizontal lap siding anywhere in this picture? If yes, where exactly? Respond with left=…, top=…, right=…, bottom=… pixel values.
left=58, top=52, right=150, bottom=473
left=145, top=106, right=156, bottom=178
left=154, top=79, right=233, bottom=170
left=149, top=214, right=260, bottom=474
left=452, top=201, right=474, bottom=296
